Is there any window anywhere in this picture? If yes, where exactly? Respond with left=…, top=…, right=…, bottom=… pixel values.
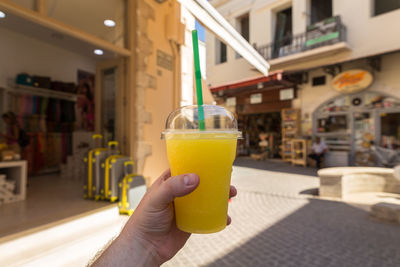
left=236, top=13, right=250, bottom=58
left=238, top=14, right=250, bottom=41
left=273, top=7, right=292, bottom=58
left=374, top=0, right=400, bottom=16
left=215, top=38, right=227, bottom=64
left=310, top=0, right=333, bottom=24
left=312, top=76, right=326, bottom=86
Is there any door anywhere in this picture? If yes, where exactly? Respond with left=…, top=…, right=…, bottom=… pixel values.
left=352, top=111, right=375, bottom=166
left=95, top=58, right=127, bottom=153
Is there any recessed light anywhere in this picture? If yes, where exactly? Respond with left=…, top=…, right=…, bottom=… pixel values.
left=0, top=11, right=6, bottom=19
left=94, top=49, right=104, bottom=55
left=104, top=19, right=116, bottom=27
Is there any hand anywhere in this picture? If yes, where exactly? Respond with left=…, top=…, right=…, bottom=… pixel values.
left=92, top=169, right=237, bottom=266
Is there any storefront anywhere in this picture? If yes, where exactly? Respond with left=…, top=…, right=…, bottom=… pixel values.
left=296, top=51, right=400, bottom=167
left=211, top=72, right=296, bottom=157
left=0, top=0, right=271, bottom=241
left=314, top=91, right=400, bottom=166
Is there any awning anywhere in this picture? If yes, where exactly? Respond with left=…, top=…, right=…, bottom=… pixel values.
left=179, top=0, right=270, bottom=76
left=209, top=71, right=295, bottom=96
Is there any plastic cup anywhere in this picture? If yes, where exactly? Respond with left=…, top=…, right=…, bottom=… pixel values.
left=162, top=105, right=241, bottom=234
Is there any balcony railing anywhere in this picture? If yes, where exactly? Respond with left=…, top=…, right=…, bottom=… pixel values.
left=256, top=16, right=347, bottom=61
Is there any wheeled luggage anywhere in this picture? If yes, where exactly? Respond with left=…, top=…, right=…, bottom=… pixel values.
left=94, top=141, right=120, bottom=200
left=103, top=155, right=132, bottom=202
left=83, top=134, right=103, bottom=199
left=118, top=161, right=147, bottom=216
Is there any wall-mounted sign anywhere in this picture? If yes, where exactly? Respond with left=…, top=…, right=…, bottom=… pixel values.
left=157, top=50, right=173, bottom=71
left=332, top=69, right=373, bottom=94
left=250, top=93, right=262, bottom=104
left=280, top=88, right=294, bottom=100
left=226, top=97, right=236, bottom=106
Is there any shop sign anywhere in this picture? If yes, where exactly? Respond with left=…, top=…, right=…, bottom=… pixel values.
left=250, top=93, right=262, bottom=104
left=226, top=97, right=236, bottom=106
left=157, top=50, right=173, bottom=71
left=280, top=88, right=294, bottom=100
left=332, top=69, right=373, bottom=94
left=306, top=16, right=341, bottom=48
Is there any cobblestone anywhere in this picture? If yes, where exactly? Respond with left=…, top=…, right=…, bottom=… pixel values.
left=163, top=159, right=400, bottom=267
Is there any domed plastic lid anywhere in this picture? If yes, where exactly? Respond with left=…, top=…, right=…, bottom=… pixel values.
left=162, top=105, right=242, bottom=139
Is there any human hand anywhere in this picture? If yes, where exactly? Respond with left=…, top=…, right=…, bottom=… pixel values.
left=93, top=169, right=237, bottom=266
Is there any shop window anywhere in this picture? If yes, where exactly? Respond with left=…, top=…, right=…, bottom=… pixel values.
left=47, top=0, right=126, bottom=47
left=312, top=76, right=326, bottom=86
left=215, top=38, right=227, bottom=64
left=310, top=0, right=333, bottom=24
left=273, top=7, right=292, bottom=58
left=381, top=112, right=400, bottom=149
left=317, top=115, right=348, bottom=134
left=374, top=0, right=400, bottom=16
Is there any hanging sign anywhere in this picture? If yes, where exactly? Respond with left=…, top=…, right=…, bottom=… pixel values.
left=332, top=69, right=373, bottom=94
left=226, top=97, right=236, bottom=106
left=280, top=88, right=294, bottom=100
left=250, top=93, right=262, bottom=104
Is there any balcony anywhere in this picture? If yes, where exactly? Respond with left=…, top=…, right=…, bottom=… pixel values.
left=256, top=16, right=350, bottom=67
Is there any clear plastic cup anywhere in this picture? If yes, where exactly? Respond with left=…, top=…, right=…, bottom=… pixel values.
left=162, top=105, right=241, bottom=233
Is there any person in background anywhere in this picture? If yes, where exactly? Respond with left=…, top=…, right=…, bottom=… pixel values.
left=0, top=112, right=21, bottom=154
left=308, top=137, right=328, bottom=169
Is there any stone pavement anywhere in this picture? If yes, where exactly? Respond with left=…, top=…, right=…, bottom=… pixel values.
left=163, top=158, right=400, bottom=267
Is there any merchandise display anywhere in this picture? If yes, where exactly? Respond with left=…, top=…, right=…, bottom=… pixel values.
left=281, top=108, right=300, bottom=162
left=0, top=174, right=16, bottom=204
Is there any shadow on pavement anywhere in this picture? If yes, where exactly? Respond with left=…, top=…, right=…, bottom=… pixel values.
left=299, top=188, right=319, bottom=196
left=234, top=157, right=318, bottom=177
left=207, top=198, right=400, bottom=267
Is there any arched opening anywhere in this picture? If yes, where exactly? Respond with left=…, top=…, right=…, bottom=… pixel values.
left=312, top=91, right=400, bottom=166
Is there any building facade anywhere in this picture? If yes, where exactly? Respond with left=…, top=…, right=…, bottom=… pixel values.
left=207, top=0, right=400, bottom=166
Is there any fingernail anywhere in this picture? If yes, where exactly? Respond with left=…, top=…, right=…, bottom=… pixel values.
left=183, top=174, right=196, bottom=186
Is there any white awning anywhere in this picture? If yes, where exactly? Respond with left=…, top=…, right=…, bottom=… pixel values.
left=179, top=0, right=270, bottom=76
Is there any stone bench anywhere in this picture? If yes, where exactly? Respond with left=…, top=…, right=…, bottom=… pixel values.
left=318, top=167, right=400, bottom=199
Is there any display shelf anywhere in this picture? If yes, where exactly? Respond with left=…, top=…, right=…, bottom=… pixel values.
left=9, top=84, right=77, bottom=101
left=0, top=160, right=27, bottom=204
left=291, top=139, right=307, bottom=167
left=281, top=109, right=301, bottom=162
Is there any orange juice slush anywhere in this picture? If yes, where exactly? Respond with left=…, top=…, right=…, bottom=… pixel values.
left=166, top=132, right=237, bottom=233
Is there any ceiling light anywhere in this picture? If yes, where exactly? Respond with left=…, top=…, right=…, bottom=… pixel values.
left=94, top=49, right=104, bottom=55
left=104, top=19, right=116, bottom=27
left=0, top=11, right=6, bottom=19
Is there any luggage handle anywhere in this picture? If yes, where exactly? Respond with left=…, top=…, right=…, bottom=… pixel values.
left=124, top=161, right=134, bottom=175
left=92, top=134, right=103, bottom=140
left=108, top=141, right=119, bottom=148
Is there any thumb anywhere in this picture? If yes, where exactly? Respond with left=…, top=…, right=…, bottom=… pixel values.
left=151, top=173, right=199, bottom=208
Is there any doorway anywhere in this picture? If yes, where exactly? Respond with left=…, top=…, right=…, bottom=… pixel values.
left=273, top=7, right=292, bottom=58
left=96, top=59, right=126, bottom=153
left=239, top=112, right=281, bottom=157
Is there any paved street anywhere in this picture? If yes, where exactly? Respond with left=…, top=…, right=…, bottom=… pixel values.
left=164, top=158, right=400, bottom=267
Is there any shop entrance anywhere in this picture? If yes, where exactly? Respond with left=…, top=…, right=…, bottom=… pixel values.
left=313, top=91, right=400, bottom=166
left=239, top=112, right=281, bottom=158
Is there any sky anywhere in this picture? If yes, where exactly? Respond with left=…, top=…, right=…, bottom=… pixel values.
left=195, top=20, right=205, bottom=42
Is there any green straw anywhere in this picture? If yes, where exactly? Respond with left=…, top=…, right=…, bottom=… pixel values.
left=192, top=30, right=205, bottom=130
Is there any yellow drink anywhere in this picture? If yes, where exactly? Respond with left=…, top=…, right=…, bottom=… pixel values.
left=166, top=132, right=237, bottom=233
